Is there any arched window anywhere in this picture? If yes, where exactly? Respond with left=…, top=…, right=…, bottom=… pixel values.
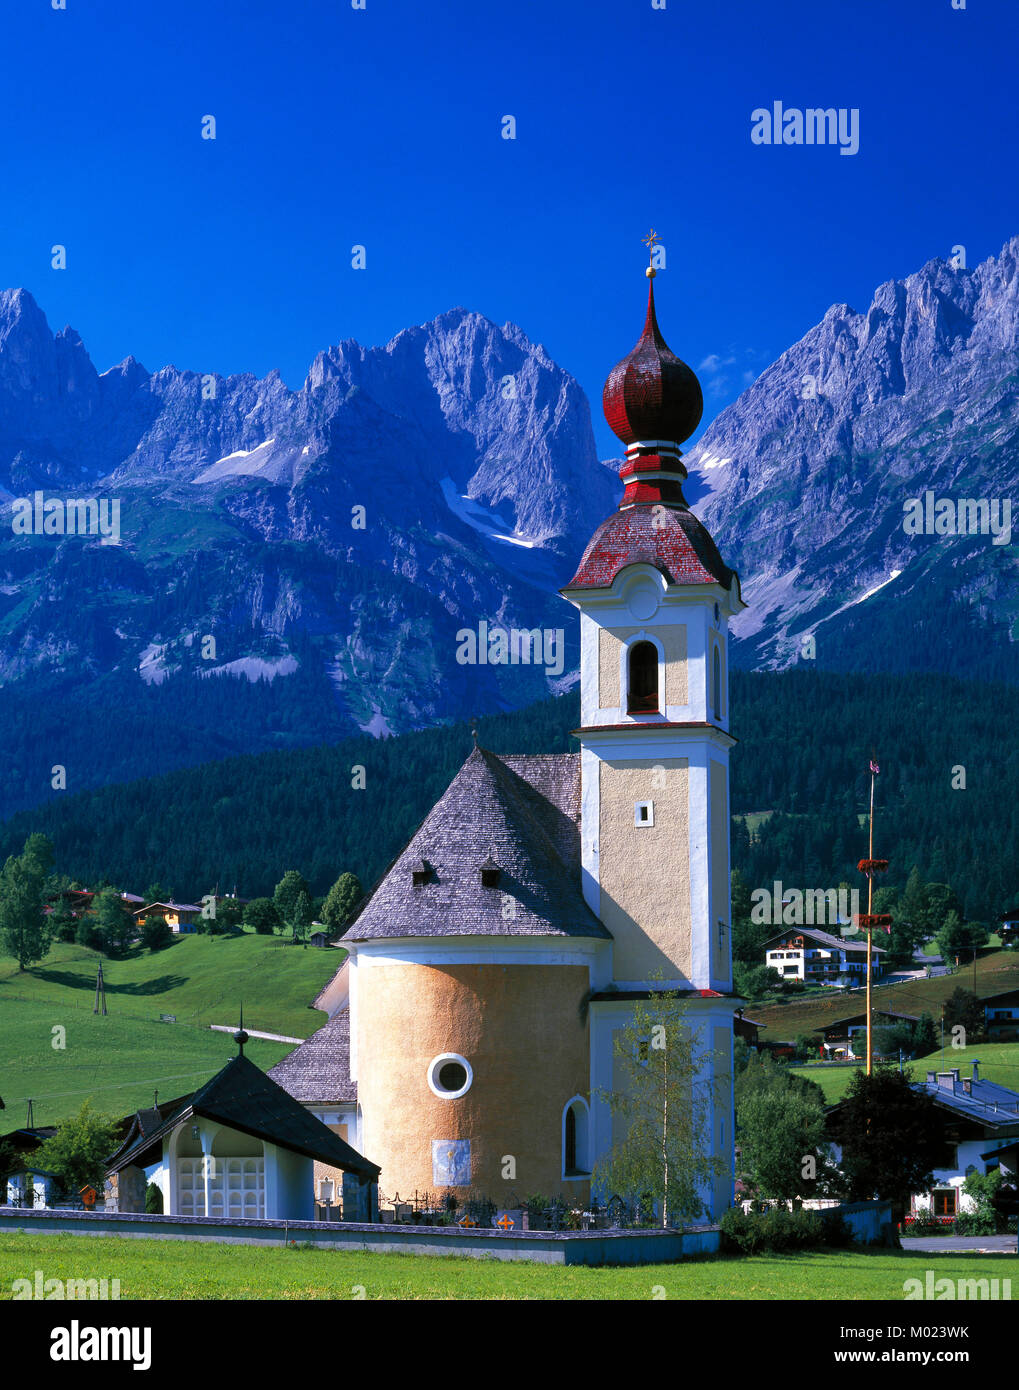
left=627, top=641, right=659, bottom=713
left=562, top=1097, right=591, bottom=1178
left=712, top=645, right=722, bottom=721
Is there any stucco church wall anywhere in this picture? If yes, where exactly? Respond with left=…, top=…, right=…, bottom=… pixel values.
left=598, top=757, right=691, bottom=980
left=598, top=624, right=687, bottom=710
left=356, top=963, right=590, bottom=1199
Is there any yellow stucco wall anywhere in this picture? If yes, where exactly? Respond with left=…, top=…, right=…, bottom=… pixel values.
left=355, top=963, right=590, bottom=1200
left=598, top=625, right=687, bottom=710
left=709, top=758, right=729, bottom=983
left=598, top=757, right=691, bottom=981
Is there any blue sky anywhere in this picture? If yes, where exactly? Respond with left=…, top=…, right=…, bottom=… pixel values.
left=3, top=0, right=1017, bottom=458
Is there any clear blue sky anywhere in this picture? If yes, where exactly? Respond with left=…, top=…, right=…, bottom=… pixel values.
left=3, top=0, right=1016, bottom=458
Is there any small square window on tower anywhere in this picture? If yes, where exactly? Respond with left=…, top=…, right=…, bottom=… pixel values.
left=634, top=800, right=654, bottom=827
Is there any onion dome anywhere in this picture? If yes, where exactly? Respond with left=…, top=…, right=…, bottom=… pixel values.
left=603, top=273, right=703, bottom=448
left=600, top=272, right=704, bottom=510
left=563, top=259, right=740, bottom=598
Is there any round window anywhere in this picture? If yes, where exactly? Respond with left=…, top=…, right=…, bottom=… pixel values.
left=427, top=1053, right=473, bottom=1099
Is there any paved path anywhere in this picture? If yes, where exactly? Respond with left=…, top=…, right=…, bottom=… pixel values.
left=209, top=1024, right=303, bottom=1044
left=901, top=1234, right=1017, bottom=1254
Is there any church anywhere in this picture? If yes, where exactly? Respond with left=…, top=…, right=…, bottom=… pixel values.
left=271, top=261, right=745, bottom=1220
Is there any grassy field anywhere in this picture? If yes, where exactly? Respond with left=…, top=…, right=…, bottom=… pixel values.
left=0, top=933, right=342, bottom=1036
left=0, top=934, right=340, bottom=1128
left=0, top=1231, right=1013, bottom=1300
left=789, top=1041, right=1019, bottom=1102
left=751, top=948, right=1019, bottom=1041
left=0, top=1000, right=293, bottom=1128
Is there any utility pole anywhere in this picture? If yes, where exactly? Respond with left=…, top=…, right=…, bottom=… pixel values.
left=93, top=962, right=107, bottom=1016
left=858, top=755, right=891, bottom=1075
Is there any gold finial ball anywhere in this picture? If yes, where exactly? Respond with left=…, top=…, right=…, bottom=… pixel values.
left=646, top=266, right=656, bottom=279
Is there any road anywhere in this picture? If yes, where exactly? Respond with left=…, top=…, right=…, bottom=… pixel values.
left=901, top=1234, right=1017, bottom=1254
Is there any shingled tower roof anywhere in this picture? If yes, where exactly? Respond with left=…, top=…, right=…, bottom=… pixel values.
left=342, top=748, right=610, bottom=942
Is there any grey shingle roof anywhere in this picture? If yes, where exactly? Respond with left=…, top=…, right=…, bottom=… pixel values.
left=109, top=1053, right=379, bottom=1177
left=342, top=748, right=610, bottom=942
left=268, top=1009, right=356, bottom=1105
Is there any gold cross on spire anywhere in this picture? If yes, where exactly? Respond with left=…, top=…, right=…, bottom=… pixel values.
left=642, top=228, right=660, bottom=278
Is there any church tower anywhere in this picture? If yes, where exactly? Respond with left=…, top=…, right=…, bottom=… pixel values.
left=562, top=257, right=745, bottom=1216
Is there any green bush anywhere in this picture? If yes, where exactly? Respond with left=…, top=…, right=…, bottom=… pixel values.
left=720, top=1205, right=847, bottom=1254
left=144, top=1182, right=163, bottom=1214
left=954, top=1209, right=997, bottom=1236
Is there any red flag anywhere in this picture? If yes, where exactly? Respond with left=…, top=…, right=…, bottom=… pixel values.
left=869, top=759, right=879, bottom=776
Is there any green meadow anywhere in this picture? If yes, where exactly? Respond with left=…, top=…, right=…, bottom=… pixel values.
left=0, top=1232, right=1013, bottom=1300
left=0, top=934, right=339, bottom=1127
left=789, top=1041, right=1019, bottom=1103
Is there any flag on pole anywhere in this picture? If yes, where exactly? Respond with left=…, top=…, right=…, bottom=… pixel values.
left=869, top=759, right=879, bottom=776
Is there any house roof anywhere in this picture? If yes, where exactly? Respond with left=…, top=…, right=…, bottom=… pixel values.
left=763, top=927, right=884, bottom=953
left=342, top=748, right=610, bottom=942
left=813, top=1010, right=919, bottom=1034
left=268, top=1009, right=357, bottom=1105
left=982, top=988, right=1019, bottom=1006
left=132, top=901, right=202, bottom=916
left=920, top=1072, right=1019, bottom=1127
left=108, top=1053, right=379, bottom=1178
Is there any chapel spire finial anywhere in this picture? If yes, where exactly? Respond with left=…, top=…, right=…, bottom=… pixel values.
left=642, top=227, right=660, bottom=279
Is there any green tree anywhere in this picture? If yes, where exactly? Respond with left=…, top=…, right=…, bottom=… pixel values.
left=243, top=897, right=279, bottom=935
left=22, top=833, right=55, bottom=880
left=75, top=911, right=100, bottom=950
left=937, top=912, right=987, bottom=966
left=0, top=840, right=51, bottom=971
left=215, top=897, right=245, bottom=931
left=144, top=883, right=169, bottom=904
left=140, top=917, right=173, bottom=952
left=834, top=1069, right=943, bottom=1223
left=961, top=1169, right=1002, bottom=1235
left=291, top=890, right=314, bottom=943
left=913, top=1013, right=938, bottom=1057
left=942, top=986, right=985, bottom=1045
left=93, top=888, right=132, bottom=956
left=273, top=870, right=311, bottom=935
left=734, top=961, right=783, bottom=1000
left=872, top=1019, right=917, bottom=1059
left=48, top=894, right=77, bottom=944
left=34, top=1100, right=121, bottom=1196
left=898, top=866, right=928, bottom=938
left=274, top=870, right=313, bottom=941
left=321, top=872, right=363, bottom=938
left=593, top=983, right=724, bottom=1227
left=736, top=1056, right=833, bottom=1202
left=924, top=883, right=964, bottom=936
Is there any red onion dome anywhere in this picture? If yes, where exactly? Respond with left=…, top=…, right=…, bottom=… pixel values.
left=602, top=273, right=703, bottom=446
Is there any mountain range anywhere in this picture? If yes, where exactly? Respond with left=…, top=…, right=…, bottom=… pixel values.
left=1, top=237, right=1018, bottom=816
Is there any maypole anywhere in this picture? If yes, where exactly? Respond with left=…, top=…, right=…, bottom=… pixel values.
left=857, top=755, right=891, bottom=1075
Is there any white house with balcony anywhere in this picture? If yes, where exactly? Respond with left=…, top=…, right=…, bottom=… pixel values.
left=763, top=927, right=883, bottom=987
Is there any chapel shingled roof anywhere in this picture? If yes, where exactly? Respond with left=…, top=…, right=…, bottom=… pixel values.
left=108, top=1052, right=379, bottom=1177
left=268, top=1009, right=357, bottom=1105
left=341, top=747, right=610, bottom=942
